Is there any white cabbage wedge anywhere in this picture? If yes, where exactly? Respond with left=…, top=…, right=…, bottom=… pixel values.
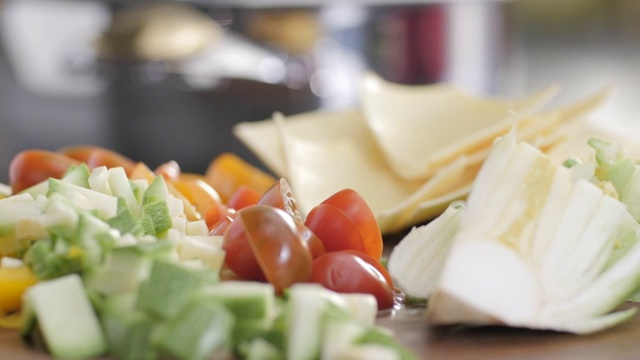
left=387, top=202, right=464, bottom=299
left=395, top=130, right=640, bottom=334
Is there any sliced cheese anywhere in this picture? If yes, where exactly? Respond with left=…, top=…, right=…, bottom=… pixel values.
left=275, top=110, right=424, bottom=216
left=360, top=72, right=559, bottom=180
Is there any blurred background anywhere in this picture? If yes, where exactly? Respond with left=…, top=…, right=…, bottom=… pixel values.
left=0, top=0, right=639, bottom=183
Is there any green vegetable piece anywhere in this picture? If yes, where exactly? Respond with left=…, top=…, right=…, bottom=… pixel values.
left=135, top=260, right=214, bottom=320
left=75, top=213, right=118, bottom=267
left=356, top=327, right=416, bottom=360
left=143, top=176, right=169, bottom=205
left=197, top=281, right=275, bottom=322
left=41, top=194, right=79, bottom=238
left=240, top=338, right=283, bottom=360
left=47, top=178, right=118, bottom=219
left=606, top=158, right=635, bottom=196
left=23, top=274, right=108, bottom=359
left=141, top=201, right=171, bottom=236
left=84, top=241, right=173, bottom=295
left=154, top=299, right=235, bottom=360
left=19, top=180, right=49, bottom=198
left=62, top=163, right=91, bottom=188
left=108, top=197, right=143, bottom=236
left=24, top=238, right=83, bottom=280
left=0, top=193, right=43, bottom=255
left=101, top=293, right=158, bottom=360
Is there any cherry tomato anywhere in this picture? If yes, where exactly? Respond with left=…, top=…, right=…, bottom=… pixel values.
left=223, top=206, right=313, bottom=293
left=204, top=204, right=234, bottom=230
left=309, top=251, right=395, bottom=310
left=208, top=215, right=234, bottom=236
left=258, top=178, right=302, bottom=221
left=321, top=189, right=383, bottom=259
left=340, top=250, right=394, bottom=288
left=58, top=145, right=136, bottom=176
left=294, top=220, right=325, bottom=259
left=304, top=204, right=365, bottom=253
left=223, top=215, right=264, bottom=281
left=9, top=150, right=80, bottom=193
left=227, top=186, right=262, bottom=210
left=171, top=177, right=223, bottom=216
left=205, top=152, right=276, bottom=203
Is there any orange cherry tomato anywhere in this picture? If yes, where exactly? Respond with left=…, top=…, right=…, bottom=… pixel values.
left=223, top=206, right=313, bottom=293
left=205, top=152, right=276, bottom=203
left=58, top=145, right=136, bottom=176
left=304, top=204, right=365, bottom=254
left=321, top=189, right=383, bottom=260
left=171, top=177, right=223, bottom=216
left=258, top=178, right=302, bottom=221
left=9, top=150, right=80, bottom=193
left=227, top=186, right=262, bottom=211
left=309, top=251, right=395, bottom=310
left=204, top=204, right=234, bottom=230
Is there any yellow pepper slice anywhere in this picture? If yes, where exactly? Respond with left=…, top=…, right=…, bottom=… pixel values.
left=0, top=265, right=38, bottom=315
left=205, top=152, right=276, bottom=203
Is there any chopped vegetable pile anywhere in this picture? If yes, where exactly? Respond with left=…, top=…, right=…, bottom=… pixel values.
left=0, top=146, right=410, bottom=360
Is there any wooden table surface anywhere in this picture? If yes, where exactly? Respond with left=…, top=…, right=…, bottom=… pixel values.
left=377, top=302, right=640, bottom=360
left=3, top=302, right=640, bottom=359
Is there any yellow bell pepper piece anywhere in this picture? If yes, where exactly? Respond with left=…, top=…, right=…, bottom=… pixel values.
left=205, top=152, right=276, bottom=204
left=0, top=265, right=38, bottom=314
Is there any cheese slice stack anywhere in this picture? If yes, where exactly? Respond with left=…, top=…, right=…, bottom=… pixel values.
left=233, top=72, right=621, bottom=234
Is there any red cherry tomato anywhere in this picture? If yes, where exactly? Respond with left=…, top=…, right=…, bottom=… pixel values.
left=223, top=206, right=313, bottom=293
left=222, top=216, right=264, bottom=280
left=304, top=204, right=365, bottom=253
left=227, top=186, right=262, bottom=210
left=321, top=189, right=383, bottom=259
left=9, top=150, right=80, bottom=193
left=294, top=220, right=325, bottom=259
left=258, top=178, right=323, bottom=258
left=309, top=251, right=395, bottom=310
left=208, top=215, right=234, bottom=236
left=258, top=178, right=303, bottom=221
left=58, top=145, right=136, bottom=176
left=340, top=250, right=394, bottom=288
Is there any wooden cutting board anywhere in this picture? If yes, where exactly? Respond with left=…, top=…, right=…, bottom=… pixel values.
left=3, top=302, right=640, bottom=359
